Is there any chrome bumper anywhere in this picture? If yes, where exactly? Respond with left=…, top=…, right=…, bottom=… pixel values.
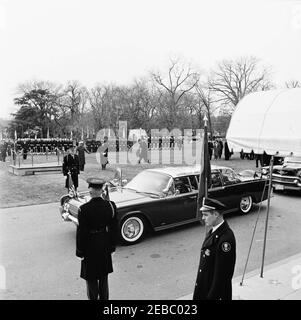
left=59, top=207, right=79, bottom=225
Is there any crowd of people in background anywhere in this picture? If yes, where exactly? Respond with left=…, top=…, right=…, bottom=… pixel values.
left=1, top=135, right=282, bottom=168
left=208, top=138, right=233, bottom=161
left=239, top=150, right=283, bottom=167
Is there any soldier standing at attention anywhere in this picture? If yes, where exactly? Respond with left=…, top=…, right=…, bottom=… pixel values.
left=76, top=178, right=118, bottom=300
left=193, top=197, right=236, bottom=300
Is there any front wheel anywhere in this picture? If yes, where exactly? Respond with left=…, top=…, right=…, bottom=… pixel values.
left=239, top=195, right=253, bottom=214
left=120, top=215, right=145, bottom=245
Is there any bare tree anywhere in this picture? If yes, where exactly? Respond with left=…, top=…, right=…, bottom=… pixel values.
left=60, top=81, right=86, bottom=120
left=150, top=57, right=200, bottom=129
left=88, top=84, right=124, bottom=134
left=194, top=81, right=220, bottom=137
left=118, top=78, right=158, bottom=131
left=88, top=85, right=109, bottom=131
left=285, top=80, right=300, bottom=88
left=209, top=56, right=274, bottom=113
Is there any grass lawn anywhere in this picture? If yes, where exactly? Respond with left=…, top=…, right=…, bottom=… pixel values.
left=0, top=150, right=259, bottom=209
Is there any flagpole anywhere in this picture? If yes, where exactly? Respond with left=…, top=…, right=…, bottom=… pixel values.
left=196, top=114, right=211, bottom=229
left=204, top=115, right=208, bottom=199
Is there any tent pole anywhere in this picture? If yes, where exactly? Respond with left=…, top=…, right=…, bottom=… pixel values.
left=240, top=170, right=269, bottom=285
left=260, top=155, right=274, bottom=278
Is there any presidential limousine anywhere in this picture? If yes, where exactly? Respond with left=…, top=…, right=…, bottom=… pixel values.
left=59, top=165, right=269, bottom=245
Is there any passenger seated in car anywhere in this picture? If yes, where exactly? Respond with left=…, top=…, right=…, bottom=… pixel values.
left=175, top=181, right=190, bottom=194
left=211, top=175, right=222, bottom=188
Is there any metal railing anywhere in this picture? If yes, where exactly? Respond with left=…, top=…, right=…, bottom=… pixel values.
left=10, top=148, right=66, bottom=167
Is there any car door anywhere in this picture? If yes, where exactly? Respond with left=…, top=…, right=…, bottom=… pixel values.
left=208, top=169, right=244, bottom=210
left=208, top=170, right=232, bottom=207
left=163, top=176, right=198, bottom=226
left=219, top=168, right=244, bottom=208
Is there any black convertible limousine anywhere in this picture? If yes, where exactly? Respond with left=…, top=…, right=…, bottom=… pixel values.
left=60, top=165, right=269, bottom=245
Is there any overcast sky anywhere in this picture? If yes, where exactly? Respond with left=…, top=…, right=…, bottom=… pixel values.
left=0, top=0, right=300, bottom=119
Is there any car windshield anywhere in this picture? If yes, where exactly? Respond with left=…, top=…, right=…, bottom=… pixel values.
left=284, top=157, right=301, bottom=167
left=124, top=171, right=171, bottom=195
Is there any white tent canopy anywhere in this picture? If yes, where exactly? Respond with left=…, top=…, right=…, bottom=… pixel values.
left=226, top=88, right=301, bottom=157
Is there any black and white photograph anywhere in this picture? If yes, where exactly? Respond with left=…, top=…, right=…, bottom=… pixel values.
left=1, top=0, right=301, bottom=309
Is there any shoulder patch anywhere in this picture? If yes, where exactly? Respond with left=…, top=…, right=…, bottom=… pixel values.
left=221, top=242, right=231, bottom=252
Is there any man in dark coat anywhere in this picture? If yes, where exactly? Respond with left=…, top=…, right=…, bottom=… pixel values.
left=99, top=136, right=109, bottom=170
left=224, top=141, right=232, bottom=160
left=137, top=138, right=149, bottom=164
left=217, top=139, right=223, bottom=159
left=0, top=140, right=8, bottom=162
left=208, top=140, right=213, bottom=160
left=62, top=146, right=80, bottom=191
left=76, top=178, right=118, bottom=300
left=76, top=141, right=90, bottom=171
left=193, top=197, right=236, bottom=300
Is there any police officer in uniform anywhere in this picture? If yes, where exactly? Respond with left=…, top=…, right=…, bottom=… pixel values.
left=193, top=197, right=236, bottom=300
left=76, top=178, right=118, bottom=300
left=62, top=146, right=80, bottom=191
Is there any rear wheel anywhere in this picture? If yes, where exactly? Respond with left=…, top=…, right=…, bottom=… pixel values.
left=239, top=195, right=253, bottom=214
left=120, top=215, right=146, bottom=245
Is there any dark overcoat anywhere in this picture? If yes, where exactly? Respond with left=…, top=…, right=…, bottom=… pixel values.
left=62, top=154, right=80, bottom=188
left=224, top=142, right=231, bottom=160
left=76, top=197, right=118, bottom=280
left=193, top=220, right=236, bottom=300
left=99, top=142, right=109, bottom=166
left=77, top=145, right=89, bottom=166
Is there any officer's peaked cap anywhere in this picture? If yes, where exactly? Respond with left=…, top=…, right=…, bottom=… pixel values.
left=86, top=177, right=106, bottom=189
left=200, top=197, right=226, bottom=213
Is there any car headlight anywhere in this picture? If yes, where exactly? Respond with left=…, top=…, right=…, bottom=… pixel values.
left=262, top=168, right=268, bottom=175
left=63, top=202, right=70, bottom=212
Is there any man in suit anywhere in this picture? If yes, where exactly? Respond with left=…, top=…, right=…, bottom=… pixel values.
left=137, top=137, right=149, bottom=164
left=76, top=141, right=90, bottom=171
left=76, top=178, right=118, bottom=300
left=193, top=197, right=236, bottom=300
left=62, top=146, right=80, bottom=192
left=99, top=136, right=109, bottom=170
left=208, top=140, right=213, bottom=160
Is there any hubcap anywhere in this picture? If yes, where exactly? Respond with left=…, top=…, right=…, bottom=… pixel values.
left=241, top=197, right=251, bottom=211
left=122, top=218, right=143, bottom=241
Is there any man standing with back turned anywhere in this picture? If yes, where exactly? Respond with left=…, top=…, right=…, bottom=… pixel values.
left=193, top=197, right=236, bottom=300
left=76, top=178, right=118, bottom=300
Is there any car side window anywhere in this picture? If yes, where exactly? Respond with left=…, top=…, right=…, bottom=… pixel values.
left=222, top=169, right=239, bottom=185
left=188, top=175, right=198, bottom=190
left=210, top=172, right=223, bottom=188
left=165, top=178, right=176, bottom=196
left=174, top=177, right=191, bottom=194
